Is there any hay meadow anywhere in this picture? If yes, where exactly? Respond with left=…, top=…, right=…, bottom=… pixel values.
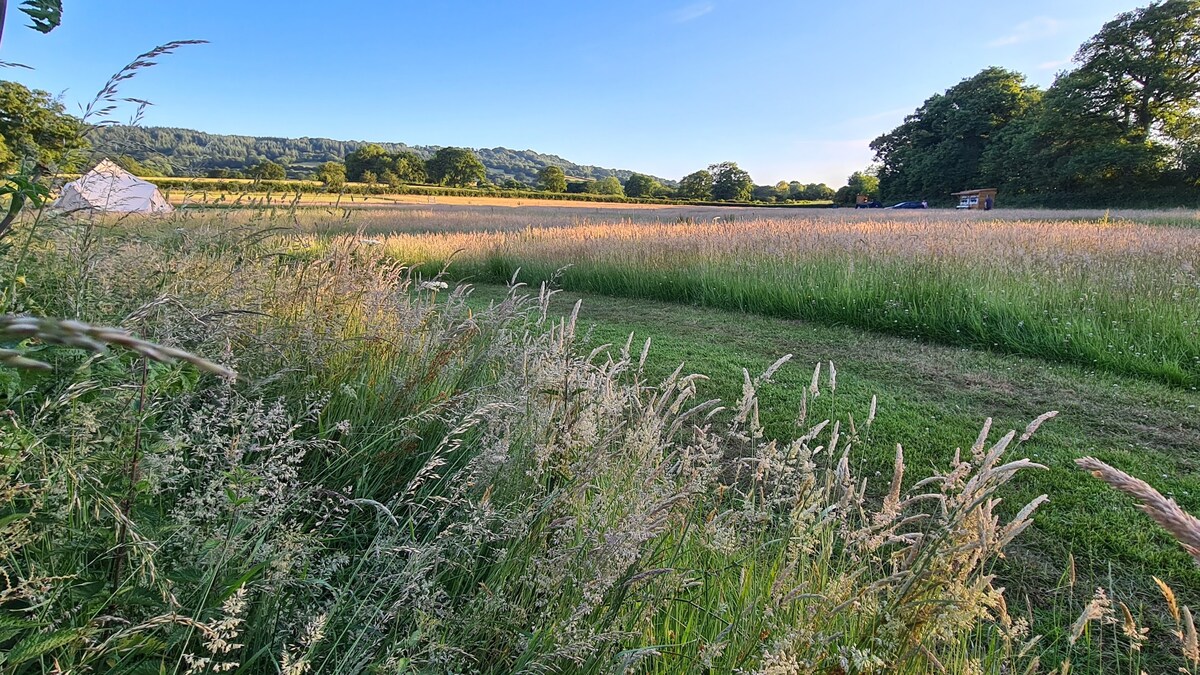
left=304, top=206, right=1200, bottom=385
left=2, top=205, right=1200, bottom=673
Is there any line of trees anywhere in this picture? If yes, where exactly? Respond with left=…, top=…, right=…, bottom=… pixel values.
left=336, top=144, right=486, bottom=188
left=84, top=125, right=667, bottom=187
left=308, top=151, right=833, bottom=204
left=0, top=84, right=837, bottom=205
left=863, top=0, right=1200, bottom=207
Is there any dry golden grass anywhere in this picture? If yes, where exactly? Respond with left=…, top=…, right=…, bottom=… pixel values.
left=1077, top=457, right=1200, bottom=563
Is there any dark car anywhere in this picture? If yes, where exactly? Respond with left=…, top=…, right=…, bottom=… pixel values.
left=855, top=200, right=883, bottom=209
left=887, top=201, right=928, bottom=209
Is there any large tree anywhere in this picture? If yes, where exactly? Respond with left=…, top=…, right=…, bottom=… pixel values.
left=981, top=69, right=1170, bottom=195
left=709, top=161, right=753, bottom=201
left=677, top=169, right=713, bottom=200
left=426, top=147, right=486, bottom=187
left=317, top=161, right=346, bottom=188
left=623, top=173, right=661, bottom=198
left=1074, top=0, right=1200, bottom=139
left=537, top=165, right=567, bottom=192
left=870, top=67, right=1040, bottom=201
left=344, top=144, right=393, bottom=182
left=979, top=2, right=1200, bottom=198
left=588, top=175, right=624, bottom=195
left=0, top=80, right=88, bottom=174
left=392, top=151, right=427, bottom=183
left=249, top=159, right=286, bottom=180
left=835, top=171, right=880, bottom=204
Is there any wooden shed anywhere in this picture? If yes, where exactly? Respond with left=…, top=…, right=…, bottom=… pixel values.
left=951, top=188, right=997, bottom=210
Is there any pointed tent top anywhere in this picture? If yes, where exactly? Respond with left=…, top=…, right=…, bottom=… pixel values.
left=89, top=158, right=129, bottom=176
left=52, top=158, right=174, bottom=214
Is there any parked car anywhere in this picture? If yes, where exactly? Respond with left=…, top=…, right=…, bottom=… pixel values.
left=887, top=201, right=928, bottom=209
left=855, top=200, right=883, bottom=209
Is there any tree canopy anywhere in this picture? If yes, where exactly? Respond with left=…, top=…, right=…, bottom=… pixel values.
left=344, top=144, right=392, bottom=182
left=538, top=165, right=567, bottom=192
left=869, top=1, right=1200, bottom=205
left=1075, top=0, right=1200, bottom=139
left=426, top=147, right=487, bottom=187
left=0, top=80, right=88, bottom=174
left=834, top=171, right=880, bottom=204
left=586, top=176, right=624, bottom=195
left=86, top=125, right=670, bottom=187
left=870, top=67, right=1039, bottom=202
left=317, top=161, right=346, bottom=188
left=709, top=162, right=753, bottom=201
left=623, top=173, right=661, bottom=198
left=677, top=170, right=714, bottom=201
left=249, top=159, right=287, bottom=180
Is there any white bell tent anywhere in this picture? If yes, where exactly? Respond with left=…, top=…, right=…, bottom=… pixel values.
left=53, top=159, right=173, bottom=214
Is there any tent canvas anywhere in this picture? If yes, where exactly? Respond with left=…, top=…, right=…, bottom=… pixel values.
left=53, top=159, right=173, bottom=213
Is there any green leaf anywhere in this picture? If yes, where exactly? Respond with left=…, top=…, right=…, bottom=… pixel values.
left=0, top=612, right=40, bottom=643
left=18, top=0, right=63, bottom=34
left=0, top=517, right=29, bottom=544
left=0, top=626, right=82, bottom=665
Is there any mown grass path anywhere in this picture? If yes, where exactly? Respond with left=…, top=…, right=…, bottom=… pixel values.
left=466, top=282, right=1200, bottom=660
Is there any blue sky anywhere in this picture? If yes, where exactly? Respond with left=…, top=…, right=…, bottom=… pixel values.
left=2, top=0, right=1142, bottom=186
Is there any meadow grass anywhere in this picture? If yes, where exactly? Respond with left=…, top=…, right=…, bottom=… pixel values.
left=273, top=209, right=1200, bottom=387
left=462, top=282, right=1200, bottom=671
left=3, top=210, right=1199, bottom=673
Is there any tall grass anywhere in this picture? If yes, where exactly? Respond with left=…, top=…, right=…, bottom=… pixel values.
left=0, top=216, right=1108, bottom=673
left=300, top=212, right=1200, bottom=386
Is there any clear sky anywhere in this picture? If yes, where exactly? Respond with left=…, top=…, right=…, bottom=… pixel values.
left=1, top=0, right=1143, bottom=186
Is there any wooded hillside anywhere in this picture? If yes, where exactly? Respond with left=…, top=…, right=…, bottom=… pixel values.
left=88, top=125, right=675, bottom=186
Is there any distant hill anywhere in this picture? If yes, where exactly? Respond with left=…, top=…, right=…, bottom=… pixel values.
left=88, top=126, right=676, bottom=187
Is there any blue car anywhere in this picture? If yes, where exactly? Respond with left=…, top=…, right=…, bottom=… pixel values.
left=887, top=201, right=928, bottom=209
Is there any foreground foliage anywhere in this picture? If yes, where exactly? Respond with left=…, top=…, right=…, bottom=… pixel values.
left=0, top=216, right=1196, bottom=673
left=0, top=218, right=1033, bottom=672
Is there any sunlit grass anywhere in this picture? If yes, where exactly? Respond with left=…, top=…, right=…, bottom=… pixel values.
left=287, top=211, right=1200, bottom=386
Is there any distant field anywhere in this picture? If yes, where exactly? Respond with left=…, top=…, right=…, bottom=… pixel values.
left=162, top=189, right=705, bottom=210
left=138, top=176, right=834, bottom=209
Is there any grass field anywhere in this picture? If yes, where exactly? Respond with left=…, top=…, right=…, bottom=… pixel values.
left=162, top=187, right=699, bottom=209
left=460, top=282, right=1200, bottom=667
left=283, top=207, right=1200, bottom=386
left=3, top=206, right=1200, bottom=673
left=146, top=176, right=833, bottom=210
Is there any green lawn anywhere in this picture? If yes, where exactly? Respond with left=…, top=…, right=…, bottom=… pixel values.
left=465, top=282, right=1200, bottom=664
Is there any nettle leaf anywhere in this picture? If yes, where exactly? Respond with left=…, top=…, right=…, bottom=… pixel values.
left=0, top=627, right=83, bottom=666
left=19, top=0, right=63, bottom=34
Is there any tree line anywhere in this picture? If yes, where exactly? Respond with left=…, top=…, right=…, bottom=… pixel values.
left=1, top=85, right=839, bottom=204
left=81, top=125, right=670, bottom=188
left=861, top=0, right=1200, bottom=207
